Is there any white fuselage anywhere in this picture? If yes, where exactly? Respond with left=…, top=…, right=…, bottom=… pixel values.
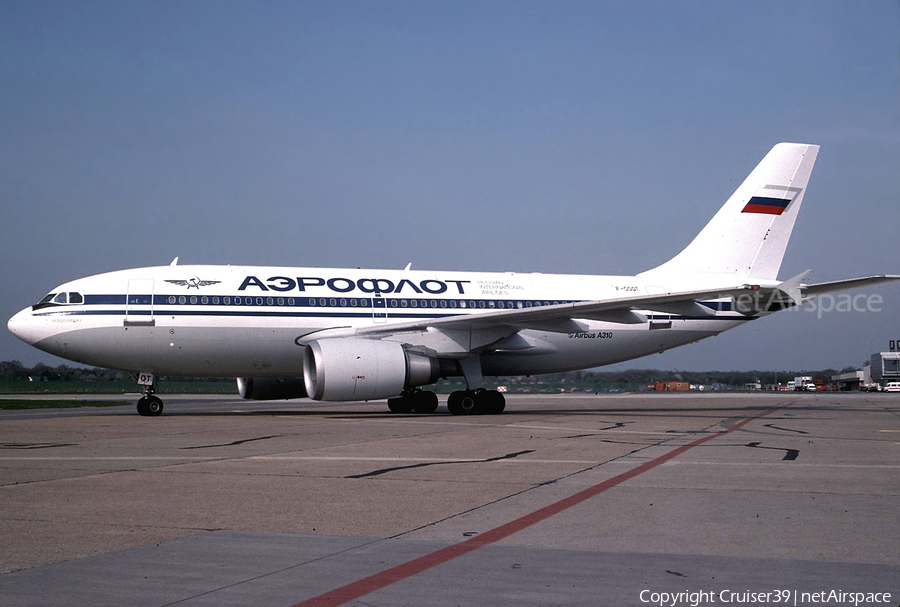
left=8, top=264, right=754, bottom=378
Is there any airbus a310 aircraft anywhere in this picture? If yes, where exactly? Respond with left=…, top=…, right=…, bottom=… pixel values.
left=8, top=143, right=898, bottom=416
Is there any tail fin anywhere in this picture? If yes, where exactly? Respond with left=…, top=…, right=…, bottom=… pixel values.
left=639, top=143, right=819, bottom=281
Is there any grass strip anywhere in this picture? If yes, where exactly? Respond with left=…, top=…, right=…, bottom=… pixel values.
left=0, top=400, right=131, bottom=410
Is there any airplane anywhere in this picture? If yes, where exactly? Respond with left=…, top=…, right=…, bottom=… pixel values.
left=8, top=143, right=899, bottom=416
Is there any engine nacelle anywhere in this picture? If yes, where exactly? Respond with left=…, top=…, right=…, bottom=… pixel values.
left=303, top=338, right=440, bottom=401
left=236, top=377, right=308, bottom=400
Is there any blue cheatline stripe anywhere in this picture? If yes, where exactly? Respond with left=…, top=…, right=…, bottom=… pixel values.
left=37, top=309, right=459, bottom=320
left=89, top=293, right=582, bottom=311
left=34, top=309, right=754, bottom=322
left=86, top=295, right=125, bottom=305
left=36, top=295, right=754, bottom=322
left=75, top=294, right=743, bottom=310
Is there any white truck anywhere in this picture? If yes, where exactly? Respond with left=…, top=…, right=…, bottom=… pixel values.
left=793, top=376, right=813, bottom=391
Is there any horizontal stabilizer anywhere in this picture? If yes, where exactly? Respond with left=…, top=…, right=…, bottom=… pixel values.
left=802, top=275, right=900, bottom=299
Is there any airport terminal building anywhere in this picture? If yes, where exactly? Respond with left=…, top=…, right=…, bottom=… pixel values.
left=870, top=349, right=900, bottom=384
left=833, top=341, right=900, bottom=390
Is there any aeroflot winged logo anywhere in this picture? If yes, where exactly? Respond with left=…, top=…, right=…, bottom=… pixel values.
left=741, top=184, right=803, bottom=216
left=165, top=277, right=222, bottom=289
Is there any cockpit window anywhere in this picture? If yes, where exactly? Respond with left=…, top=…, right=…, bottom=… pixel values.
left=33, top=292, right=84, bottom=310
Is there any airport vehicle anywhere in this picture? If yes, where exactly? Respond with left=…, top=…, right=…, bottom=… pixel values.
left=884, top=382, right=900, bottom=392
left=793, top=375, right=813, bottom=389
left=8, top=143, right=900, bottom=416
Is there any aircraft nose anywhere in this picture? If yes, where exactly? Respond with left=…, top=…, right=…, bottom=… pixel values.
left=8, top=307, right=38, bottom=345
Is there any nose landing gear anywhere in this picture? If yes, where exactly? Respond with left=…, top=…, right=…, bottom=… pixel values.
left=135, top=372, right=163, bottom=416
left=137, top=394, right=164, bottom=416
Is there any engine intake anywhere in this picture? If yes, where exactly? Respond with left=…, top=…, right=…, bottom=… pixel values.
left=303, top=338, right=440, bottom=401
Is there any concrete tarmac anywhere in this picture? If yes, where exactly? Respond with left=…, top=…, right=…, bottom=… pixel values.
left=0, top=393, right=897, bottom=606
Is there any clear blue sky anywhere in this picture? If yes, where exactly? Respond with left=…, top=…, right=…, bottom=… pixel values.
left=1, top=1, right=898, bottom=371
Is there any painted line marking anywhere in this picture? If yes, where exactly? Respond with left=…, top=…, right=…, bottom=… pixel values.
left=292, top=403, right=791, bottom=607
left=6, top=457, right=893, bottom=469
left=506, top=423, right=680, bottom=435
left=250, top=456, right=601, bottom=465
left=330, top=418, right=684, bottom=435
left=0, top=456, right=606, bottom=466
left=662, top=462, right=900, bottom=469
left=0, top=456, right=628, bottom=465
left=0, top=456, right=224, bottom=461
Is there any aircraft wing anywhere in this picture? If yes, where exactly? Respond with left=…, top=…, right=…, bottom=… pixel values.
left=300, top=277, right=900, bottom=358
left=360, top=285, right=755, bottom=334
left=314, top=284, right=769, bottom=357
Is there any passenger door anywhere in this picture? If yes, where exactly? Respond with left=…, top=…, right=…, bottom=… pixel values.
left=372, top=294, right=388, bottom=324
left=125, top=279, right=155, bottom=326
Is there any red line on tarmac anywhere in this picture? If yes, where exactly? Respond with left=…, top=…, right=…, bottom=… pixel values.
left=294, top=403, right=791, bottom=607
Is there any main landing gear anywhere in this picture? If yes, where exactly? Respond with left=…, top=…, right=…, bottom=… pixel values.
left=447, top=389, right=505, bottom=415
left=444, top=354, right=505, bottom=415
left=387, top=389, right=439, bottom=414
left=386, top=388, right=506, bottom=415
left=135, top=372, right=163, bottom=417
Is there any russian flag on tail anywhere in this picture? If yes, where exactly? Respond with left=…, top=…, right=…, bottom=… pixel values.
left=742, top=196, right=791, bottom=215
left=741, top=184, right=802, bottom=216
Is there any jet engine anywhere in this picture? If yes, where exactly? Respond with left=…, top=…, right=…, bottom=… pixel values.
left=303, top=338, right=441, bottom=401
left=236, top=377, right=307, bottom=400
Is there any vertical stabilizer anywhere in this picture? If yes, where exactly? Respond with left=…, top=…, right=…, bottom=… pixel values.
left=639, top=143, right=819, bottom=281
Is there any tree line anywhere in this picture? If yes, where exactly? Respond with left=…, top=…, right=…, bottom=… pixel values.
left=0, top=361, right=226, bottom=383
left=0, top=361, right=857, bottom=388
left=507, top=367, right=859, bottom=389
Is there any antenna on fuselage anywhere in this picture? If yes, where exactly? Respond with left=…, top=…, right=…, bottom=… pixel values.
left=170, top=257, right=179, bottom=266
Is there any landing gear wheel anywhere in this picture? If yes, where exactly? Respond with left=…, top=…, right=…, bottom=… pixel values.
left=481, top=390, right=506, bottom=414
left=137, top=395, right=163, bottom=417
left=387, top=396, right=413, bottom=413
left=411, top=391, right=439, bottom=414
left=147, top=395, right=163, bottom=416
left=447, top=391, right=461, bottom=415
left=447, top=390, right=478, bottom=415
